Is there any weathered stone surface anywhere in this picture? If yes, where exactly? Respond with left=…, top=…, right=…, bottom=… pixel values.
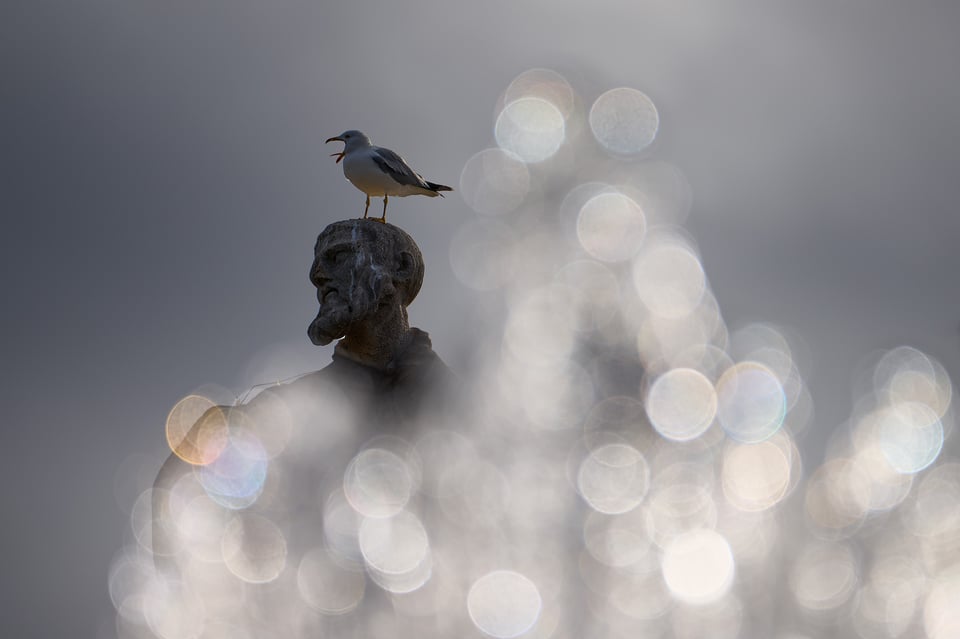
left=308, top=219, right=425, bottom=370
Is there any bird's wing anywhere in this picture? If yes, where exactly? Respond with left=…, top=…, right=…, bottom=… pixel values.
left=371, top=147, right=431, bottom=189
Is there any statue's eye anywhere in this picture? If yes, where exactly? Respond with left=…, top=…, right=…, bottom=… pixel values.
left=325, top=249, right=349, bottom=264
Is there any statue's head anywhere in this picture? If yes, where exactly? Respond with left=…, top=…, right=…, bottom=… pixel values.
left=307, top=219, right=424, bottom=346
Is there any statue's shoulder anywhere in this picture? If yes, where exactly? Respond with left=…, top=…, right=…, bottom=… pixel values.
left=394, top=328, right=458, bottom=383
left=243, top=328, right=461, bottom=419
left=281, top=357, right=372, bottom=397
left=389, top=328, right=465, bottom=417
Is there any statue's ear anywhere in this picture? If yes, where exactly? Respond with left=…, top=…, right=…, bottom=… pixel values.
left=396, top=251, right=416, bottom=280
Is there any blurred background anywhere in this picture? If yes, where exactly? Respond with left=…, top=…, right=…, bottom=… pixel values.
left=3, top=0, right=960, bottom=637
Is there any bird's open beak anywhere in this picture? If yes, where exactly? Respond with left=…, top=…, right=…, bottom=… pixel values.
left=330, top=152, right=344, bottom=163
left=326, top=136, right=345, bottom=163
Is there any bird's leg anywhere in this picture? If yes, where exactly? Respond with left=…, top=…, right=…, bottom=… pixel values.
left=379, top=196, right=388, bottom=224
left=363, top=195, right=370, bottom=219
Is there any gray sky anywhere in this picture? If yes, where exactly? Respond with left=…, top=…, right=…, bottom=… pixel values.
left=3, top=0, right=959, bottom=636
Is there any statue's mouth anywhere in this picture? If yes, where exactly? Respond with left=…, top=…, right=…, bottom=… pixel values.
left=308, top=288, right=352, bottom=346
left=321, top=288, right=338, bottom=304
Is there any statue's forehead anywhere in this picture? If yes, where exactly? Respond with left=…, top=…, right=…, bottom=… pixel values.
left=315, top=236, right=356, bottom=253
left=314, top=224, right=397, bottom=264
left=316, top=225, right=366, bottom=249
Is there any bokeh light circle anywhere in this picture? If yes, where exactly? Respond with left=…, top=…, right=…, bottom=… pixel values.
left=716, top=361, right=787, bottom=443
left=661, top=529, right=735, bottom=605
left=467, top=570, right=543, bottom=638
left=296, top=547, right=366, bottom=615
left=848, top=433, right=915, bottom=514
left=358, top=511, right=430, bottom=580
left=343, top=448, right=413, bottom=518
left=875, top=346, right=953, bottom=419
left=577, top=442, right=650, bottom=514
left=722, top=439, right=792, bottom=512
left=645, top=463, right=718, bottom=548
left=589, top=88, right=659, bottom=155
left=198, top=430, right=268, bottom=509
left=632, top=239, right=707, bottom=319
left=925, top=573, right=960, bottom=639
left=460, top=148, right=531, bottom=216
left=165, top=395, right=228, bottom=466
left=582, top=510, right=651, bottom=568
left=173, top=492, right=230, bottom=563
left=129, top=488, right=169, bottom=555
left=790, top=542, right=858, bottom=612
left=504, top=68, right=576, bottom=120
left=645, top=367, right=717, bottom=441
left=804, top=458, right=870, bottom=537
left=322, top=489, right=363, bottom=563
left=576, top=191, right=647, bottom=262
left=221, top=513, right=287, bottom=584
left=852, top=554, right=926, bottom=637
left=495, top=97, right=565, bottom=163
left=903, top=461, right=960, bottom=543
left=878, top=401, right=943, bottom=474
left=141, top=577, right=206, bottom=639
left=108, top=549, right=154, bottom=616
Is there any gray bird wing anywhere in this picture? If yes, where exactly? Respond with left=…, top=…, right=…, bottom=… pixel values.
left=371, top=147, right=431, bottom=189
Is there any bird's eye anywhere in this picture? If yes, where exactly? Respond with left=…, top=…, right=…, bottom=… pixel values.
left=344, top=134, right=351, bottom=139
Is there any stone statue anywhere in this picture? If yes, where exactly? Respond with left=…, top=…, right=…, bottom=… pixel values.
left=301, top=219, right=459, bottom=425
left=151, top=219, right=460, bottom=583
left=308, top=218, right=427, bottom=367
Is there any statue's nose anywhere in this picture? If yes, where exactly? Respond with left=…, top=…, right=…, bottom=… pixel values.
left=309, top=261, right=328, bottom=287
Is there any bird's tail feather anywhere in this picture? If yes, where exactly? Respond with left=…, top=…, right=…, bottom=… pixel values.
left=426, top=181, right=453, bottom=194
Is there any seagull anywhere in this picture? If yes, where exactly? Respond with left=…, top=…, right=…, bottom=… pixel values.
left=325, top=130, right=452, bottom=223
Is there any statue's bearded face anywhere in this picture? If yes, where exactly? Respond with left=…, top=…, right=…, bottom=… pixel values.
left=307, top=228, right=392, bottom=346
